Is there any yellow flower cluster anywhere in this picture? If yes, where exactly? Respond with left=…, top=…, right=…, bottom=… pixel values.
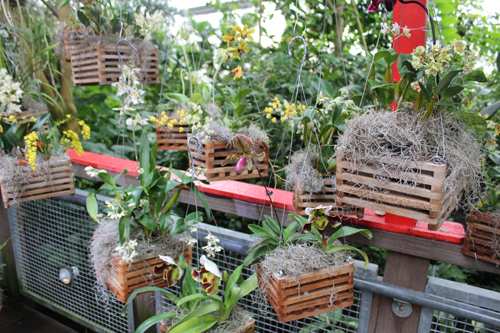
left=264, top=97, right=306, bottom=123
left=61, top=130, right=84, bottom=155
left=79, top=120, right=91, bottom=140
left=222, top=23, right=255, bottom=60
left=24, top=132, right=39, bottom=171
left=150, top=111, right=171, bottom=127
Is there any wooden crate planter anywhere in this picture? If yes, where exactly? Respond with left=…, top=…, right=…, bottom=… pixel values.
left=293, top=178, right=364, bottom=219
left=160, top=319, right=255, bottom=333
left=258, top=261, right=354, bottom=323
left=63, top=28, right=91, bottom=60
left=69, top=43, right=159, bottom=86
left=0, top=158, right=75, bottom=209
left=336, top=152, right=457, bottom=230
left=156, top=122, right=190, bottom=151
left=1, top=108, right=50, bottom=133
left=188, top=139, right=269, bottom=182
left=462, top=210, right=500, bottom=265
left=105, top=246, right=192, bottom=303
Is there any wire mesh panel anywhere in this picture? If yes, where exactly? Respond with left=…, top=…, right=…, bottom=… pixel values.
left=8, top=196, right=132, bottom=333
left=419, top=277, right=500, bottom=333
left=157, top=225, right=376, bottom=333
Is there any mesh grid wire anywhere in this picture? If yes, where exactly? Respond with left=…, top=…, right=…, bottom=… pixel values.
left=8, top=197, right=130, bottom=333
left=159, top=245, right=362, bottom=333
left=429, top=310, right=500, bottom=333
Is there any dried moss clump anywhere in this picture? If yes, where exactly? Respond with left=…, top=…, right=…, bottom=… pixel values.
left=90, top=218, right=186, bottom=301
left=191, top=120, right=269, bottom=147
left=338, top=110, right=484, bottom=213
left=285, top=148, right=326, bottom=193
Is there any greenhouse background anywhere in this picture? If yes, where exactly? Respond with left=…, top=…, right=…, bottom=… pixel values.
left=0, top=0, right=499, bottom=332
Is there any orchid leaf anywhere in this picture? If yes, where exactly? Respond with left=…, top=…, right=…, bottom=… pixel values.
left=442, top=85, right=464, bottom=99
left=225, top=265, right=243, bottom=296
left=263, top=216, right=281, bottom=235
left=327, top=227, right=372, bottom=248
left=135, top=313, right=177, bottom=333
left=288, top=214, right=309, bottom=227
left=326, top=245, right=370, bottom=269
left=480, top=100, right=500, bottom=120
left=462, top=112, right=487, bottom=138
left=435, top=70, right=461, bottom=95
left=121, top=286, right=178, bottom=316
left=462, top=70, right=487, bottom=83
left=243, top=244, right=277, bottom=266
left=248, top=224, right=276, bottom=240
left=169, top=303, right=220, bottom=333
left=283, top=221, right=300, bottom=243
left=86, top=193, right=98, bottom=222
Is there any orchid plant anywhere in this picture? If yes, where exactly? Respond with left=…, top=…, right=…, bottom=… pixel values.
left=244, top=207, right=372, bottom=269
left=121, top=255, right=257, bottom=333
left=85, top=132, right=210, bottom=250
left=264, top=91, right=359, bottom=174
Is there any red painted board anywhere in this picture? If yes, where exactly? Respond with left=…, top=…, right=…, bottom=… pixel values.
left=67, top=149, right=295, bottom=211
left=392, top=0, right=427, bottom=83
left=346, top=209, right=464, bottom=244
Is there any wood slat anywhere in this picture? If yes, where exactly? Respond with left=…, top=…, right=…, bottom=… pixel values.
left=156, top=122, right=191, bottom=151
left=258, top=261, right=354, bottom=322
left=0, top=159, right=75, bottom=208
left=336, top=151, right=454, bottom=230
left=293, top=179, right=363, bottom=218
left=104, top=246, right=192, bottom=303
left=188, top=139, right=269, bottom=182
left=462, top=210, right=499, bottom=265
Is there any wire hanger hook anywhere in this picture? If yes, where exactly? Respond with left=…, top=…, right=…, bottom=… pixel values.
left=287, top=36, right=307, bottom=84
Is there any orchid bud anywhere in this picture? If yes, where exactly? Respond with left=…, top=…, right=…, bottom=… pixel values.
left=235, top=156, right=248, bottom=174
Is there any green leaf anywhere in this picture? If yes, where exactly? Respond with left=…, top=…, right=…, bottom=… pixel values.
left=176, top=294, right=218, bottom=307
left=263, top=215, right=281, bottom=235
left=135, top=313, right=177, bottom=333
left=461, top=112, right=487, bottom=138
left=137, top=216, right=157, bottom=231
left=442, top=85, right=464, bottom=99
left=248, top=224, right=277, bottom=240
left=283, top=221, right=299, bottom=243
left=462, top=70, right=487, bottom=83
left=118, top=217, right=130, bottom=244
left=159, top=213, right=172, bottom=235
left=373, top=49, right=390, bottom=64
left=326, top=245, right=370, bottom=269
left=165, top=93, right=190, bottom=104
left=234, top=103, right=249, bottom=118
left=225, top=265, right=243, bottom=296
left=480, top=100, right=500, bottom=120
left=170, top=217, right=188, bottom=235
left=243, top=244, right=277, bottom=266
left=233, top=88, right=253, bottom=105
left=169, top=303, right=220, bottom=333
left=121, top=286, right=178, bottom=316
left=86, top=193, right=98, bottom=222
left=139, top=132, right=150, bottom=183
left=327, top=227, right=372, bottom=248
left=288, top=213, right=309, bottom=227
left=77, top=10, right=90, bottom=26
left=435, top=70, right=461, bottom=95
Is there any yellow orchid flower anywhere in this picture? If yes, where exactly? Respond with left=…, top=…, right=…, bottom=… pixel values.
left=222, top=32, right=236, bottom=46
left=234, top=25, right=255, bottom=41
left=228, top=41, right=250, bottom=59
left=231, top=66, right=243, bottom=80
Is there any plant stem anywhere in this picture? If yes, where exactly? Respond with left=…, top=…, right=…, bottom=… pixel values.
left=180, top=42, right=192, bottom=97
left=132, top=128, right=138, bottom=162
left=251, top=157, right=281, bottom=227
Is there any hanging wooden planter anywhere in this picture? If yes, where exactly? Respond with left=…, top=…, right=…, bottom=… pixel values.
left=1, top=107, right=51, bottom=133
left=63, top=28, right=90, bottom=60
left=188, top=139, right=269, bottom=182
left=69, top=42, right=159, bottom=86
left=160, top=319, right=255, bottom=333
left=0, top=158, right=75, bottom=209
left=462, top=210, right=500, bottom=265
left=293, top=178, right=364, bottom=219
left=336, top=152, right=457, bottom=230
left=104, top=246, right=192, bottom=303
left=258, top=261, right=354, bottom=323
left=156, top=121, right=190, bottom=151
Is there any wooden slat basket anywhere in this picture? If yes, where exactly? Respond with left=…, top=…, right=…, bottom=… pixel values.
left=105, top=246, right=192, bottom=303
left=0, top=158, right=75, bottom=209
left=258, top=261, right=354, bottom=323
left=462, top=210, right=500, bottom=265
left=1, top=107, right=51, bottom=133
left=156, top=121, right=190, bottom=151
left=160, top=319, right=255, bottom=333
left=63, top=28, right=92, bottom=60
left=293, top=178, right=364, bottom=219
left=188, top=139, right=269, bottom=182
left=336, top=151, right=457, bottom=230
left=70, top=43, right=159, bottom=86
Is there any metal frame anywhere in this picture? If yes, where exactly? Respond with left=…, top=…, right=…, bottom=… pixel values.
left=418, top=277, right=500, bottom=333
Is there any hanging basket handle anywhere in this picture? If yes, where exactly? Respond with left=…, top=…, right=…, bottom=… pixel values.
left=287, top=36, right=307, bottom=83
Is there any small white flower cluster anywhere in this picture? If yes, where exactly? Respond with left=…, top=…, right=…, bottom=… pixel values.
left=381, top=22, right=411, bottom=39
left=125, top=114, right=148, bottom=127
left=85, top=166, right=108, bottom=177
left=112, top=65, right=145, bottom=116
left=105, top=198, right=127, bottom=219
left=187, top=166, right=208, bottom=177
left=184, top=102, right=203, bottom=125
left=192, top=115, right=216, bottom=144
left=0, top=68, right=24, bottom=114
left=134, top=11, right=165, bottom=41
left=203, top=232, right=223, bottom=258
left=412, top=40, right=474, bottom=76
left=180, top=226, right=198, bottom=246
left=115, top=239, right=138, bottom=263
left=139, top=199, right=149, bottom=207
